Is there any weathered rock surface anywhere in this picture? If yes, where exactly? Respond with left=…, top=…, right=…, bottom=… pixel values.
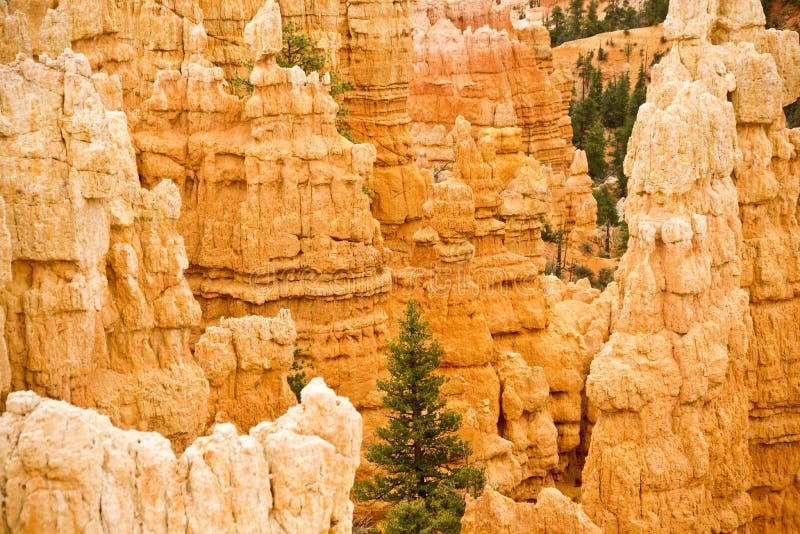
left=133, top=0, right=392, bottom=418
left=0, top=378, right=361, bottom=533
left=461, top=486, right=601, bottom=534
left=582, top=0, right=800, bottom=532
left=410, top=17, right=572, bottom=174
left=276, top=0, right=427, bottom=239
left=0, top=49, right=208, bottom=449
left=410, top=11, right=597, bottom=244
left=387, top=115, right=608, bottom=498
left=195, top=310, right=297, bottom=431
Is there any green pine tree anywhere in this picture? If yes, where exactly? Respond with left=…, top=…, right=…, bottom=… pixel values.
left=571, top=96, right=599, bottom=149
left=566, top=0, right=585, bottom=41
left=602, top=72, right=630, bottom=129
left=640, top=0, right=669, bottom=26
left=582, top=0, right=602, bottom=37
left=585, top=122, right=608, bottom=180
left=613, top=64, right=646, bottom=196
left=545, top=6, right=567, bottom=45
left=353, top=300, right=484, bottom=534
left=588, top=65, right=604, bottom=103
left=593, top=186, right=619, bottom=252
left=277, top=22, right=325, bottom=73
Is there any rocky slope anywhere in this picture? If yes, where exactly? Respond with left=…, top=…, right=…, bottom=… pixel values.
left=0, top=378, right=361, bottom=533
left=553, top=25, right=671, bottom=90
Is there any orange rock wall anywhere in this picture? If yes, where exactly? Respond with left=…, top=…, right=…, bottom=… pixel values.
left=581, top=1, right=800, bottom=532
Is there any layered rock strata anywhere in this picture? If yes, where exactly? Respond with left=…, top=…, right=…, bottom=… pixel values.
left=410, top=17, right=572, bottom=174
left=0, top=378, right=361, bottom=533
left=276, top=0, right=427, bottom=241
left=582, top=0, right=800, bottom=531
left=666, top=3, right=800, bottom=530
left=409, top=14, right=597, bottom=242
left=133, top=1, right=392, bottom=416
left=3, top=0, right=212, bottom=115
left=0, top=49, right=209, bottom=449
left=387, top=116, right=609, bottom=498
left=1, top=0, right=614, bottom=514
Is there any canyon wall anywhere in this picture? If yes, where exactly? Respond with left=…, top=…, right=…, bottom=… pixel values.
left=0, top=378, right=361, bottom=533
left=10, top=1, right=800, bottom=532
left=133, top=0, right=393, bottom=420
left=0, top=48, right=209, bottom=449
left=409, top=7, right=597, bottom=241
left=0, top=0, right=607, bottom=505
left=581, top=0, right=800, bottom=532
left=0, top=35, right=314, bottom=445
left=385, top=114, right=612, bottom=498
left=276, top=0, right=427, bottom=244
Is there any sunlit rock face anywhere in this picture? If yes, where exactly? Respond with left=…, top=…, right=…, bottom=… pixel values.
left=6, top=0, right=800, bottom=531
left=581, top=0, right=800, bottom=532
left=0, top=0, right=601, bottom=504
left=462, top=486, right=601, bottom=534
left=132, top=1, right=393, bottom=420
left=0, top=378, right=361, bottom=534
left=0, top=48, right=208, bottom=449
left=408, top=6, right=596, bottom=244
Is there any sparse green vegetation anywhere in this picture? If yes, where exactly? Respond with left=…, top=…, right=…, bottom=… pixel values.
left=594, top=186, right=619, bottom=253
left=572, top=263, right=595, bottom=282
left=232, top=59, right=254, bottom=96
left=277, top=22, right=325, bottom=73
left=786, top=101, right=800, bottom=129
left=266, top=24, right=356, bottom=140
left=596, top=267, right=617, bottom=289
left=287, top=344, right=314, bottom=402
left=570, top=58, right=646, bottom=196
left=545, top=0, right=669, bottom=46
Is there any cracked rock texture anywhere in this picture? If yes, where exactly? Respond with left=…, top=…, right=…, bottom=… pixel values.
left=581, top=0, right=800, bottom=532
left=0, top=378, right=361, bottom=534
left=0, top=48, right=208, bottom=450
left=462, top=486, right=601, bottom=534
left=388, top=115, right=610, bottom=498
left=131, top=0, right=392, bottom=419
left=195, top=310, right=297, bottom=431
left=7, top=0, right=800, bottom=531
left=0, top=0, right=601, bottom=505
left=409, top=9, right=596, bottom=237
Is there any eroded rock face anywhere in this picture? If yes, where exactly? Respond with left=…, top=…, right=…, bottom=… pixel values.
left=0, top=50, right=208, bottom=449
left=409, top=12, right=596, bottom=243
left=195, top=310, right=297, bottom=431
left=386, top=115, right=610, bottom=498
left=0, top=378, right=361, bottom=534
left=461, top=486, right=601, bottom=534
left=133, top=1, right=392, bottom=417
left=582, top=0, right=800, bottom=532
left=410, top=17, right=572, bottom=174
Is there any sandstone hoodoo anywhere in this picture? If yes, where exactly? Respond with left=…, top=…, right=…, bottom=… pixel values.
left=0, top=0, right=799, bottom=532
